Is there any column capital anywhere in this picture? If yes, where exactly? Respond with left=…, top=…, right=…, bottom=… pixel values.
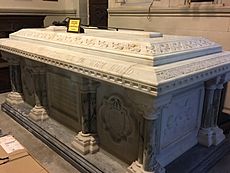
left=199, top=74, right=226, bottom=147
left=136, top=95, right=172, bottom=120
left=79, top=77, right=100, bottom=92
left=223, top=72, right=230, bottom=84
left=1, top=51, right=21, bottom=65
left=205, top=75, right=227, bottom=89
left=25, top=60, right=46, bottom=74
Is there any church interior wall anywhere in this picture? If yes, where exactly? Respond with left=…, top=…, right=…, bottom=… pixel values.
left=0, top=0, right=88, bottom=26
left=108, top=0, right=230, bottom=51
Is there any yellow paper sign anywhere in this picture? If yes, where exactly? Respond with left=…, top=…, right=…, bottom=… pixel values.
left=67, top=18, right=81, bottom=33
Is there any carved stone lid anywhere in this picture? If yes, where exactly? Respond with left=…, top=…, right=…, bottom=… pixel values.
left=1, top=37, right=230, bottom=97
left=9, top=28, right=222, bottom=66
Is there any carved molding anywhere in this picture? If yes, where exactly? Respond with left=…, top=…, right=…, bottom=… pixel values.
left=12, top=29, right=217, bottom=57
left=1, top=39, right=230, bottom=96
left=0, top=41, right=157, bottom=95
left=156, top=53, right=230, bottom=81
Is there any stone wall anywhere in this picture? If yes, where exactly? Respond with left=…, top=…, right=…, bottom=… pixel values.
left=0, top=0, right=88, bottom=26
left=108, top=0, right=230, bottom=50
left=0, top=0, right=74, bottom=10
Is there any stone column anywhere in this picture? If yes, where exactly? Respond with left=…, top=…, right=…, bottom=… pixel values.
left=2, top=54, right=24, bottom=105
left=72, top=78, right=99, bottom=155
left=27, top=61, right=48, bottom=121
left=127, top=95, right=170, bottom=173
left=212, top=81, right=225, bottom=145
left=198, top=76, right=226, bottom=147
left=127, top=116, right=144, bottom=173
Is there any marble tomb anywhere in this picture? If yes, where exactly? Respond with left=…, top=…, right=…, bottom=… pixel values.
left=0, top=27, right=230, bottom=173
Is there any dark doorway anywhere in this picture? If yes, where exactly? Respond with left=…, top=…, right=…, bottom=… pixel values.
left=89, top=0, right=108, bottom=28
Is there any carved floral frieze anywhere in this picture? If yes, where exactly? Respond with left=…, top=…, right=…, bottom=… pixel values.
left=1, top=28, right=230, bottom=96
left=12, top=29, right=217, bottom=57
left=156, top=53, right=230, bottom=81
left=1, top=39, right=230, bottom=96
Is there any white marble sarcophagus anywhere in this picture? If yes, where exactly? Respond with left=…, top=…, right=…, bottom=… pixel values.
left=0, top=27, right=230, bottom=173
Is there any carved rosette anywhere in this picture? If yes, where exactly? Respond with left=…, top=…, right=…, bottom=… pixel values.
left=12, top=29, right=217, bottom=57
left=99, top=96, right=133, bottom=143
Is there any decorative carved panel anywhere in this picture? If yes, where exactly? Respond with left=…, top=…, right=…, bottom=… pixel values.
left=160, top=87, right=203, bottom=149
left=99, top=96, right=132, bottom=143
left=98, top=94, right=139, bottom=163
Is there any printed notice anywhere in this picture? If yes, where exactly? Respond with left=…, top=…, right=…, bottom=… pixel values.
left=67, top=18, right=81, bottom=33
left=0, top=135, right=24, bottom=154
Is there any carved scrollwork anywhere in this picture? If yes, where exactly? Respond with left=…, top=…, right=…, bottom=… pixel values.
left=99, top=95, right=133, bottom=143
left=1, top=55, right=20, bottom=65
left=25, top=60, right=46, bottom=74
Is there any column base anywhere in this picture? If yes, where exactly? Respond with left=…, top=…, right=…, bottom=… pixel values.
left=198, top=128, right=213, bottom=147
left=5, top=92, right=24, bottom=105
left=72, top=131, right=99, bottom=155
left=29, top=105, right=49, bottom=121
left=198, top=127, right=225, bottom=147
left=212, top=127, right=225, bottom=146
left=127, top=161, right=165, bottom=173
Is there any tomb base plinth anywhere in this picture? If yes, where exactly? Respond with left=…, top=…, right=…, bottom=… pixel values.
left=72, top=131, right=99, bottom=155
left=29, top=105, right=49, bottom=121
left=198, top=127, right=225, bottom=147
left=127, top=161, right=165, bottom=173
left=6, top=92, right=23, bottom=105
left=212, top=127, right=225, bottom=145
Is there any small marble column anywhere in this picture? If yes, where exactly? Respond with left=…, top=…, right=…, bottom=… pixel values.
left=72, top=78, right=99, bottom=155
left=3, top=56, right=24, bottom=105
left=127, top=108, right=165, bottom=173
left=212, top=82, right=225, bottom=145
left=27, top=62, right=48, bottom=121
left=198, top=77, right=225, bottom=147
left=127, top=116, right=144, bottom=173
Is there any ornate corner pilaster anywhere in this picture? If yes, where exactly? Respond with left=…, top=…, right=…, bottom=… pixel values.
left=80, top=78, right=100, bottom=134
left=198, top=76, right=226, bottom=147
left=72, top=78, right=100, bottom=155
left=26, top=60, right=49, bottom=121
left=127, top=95, right=171, bottom=173
left=126, top=94, right=172, bottom=173
left=1, top=52, right=24, bottom=105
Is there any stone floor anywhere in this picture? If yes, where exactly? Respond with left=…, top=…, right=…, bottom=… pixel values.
left=0, top=92, right=230, bottom=173
left=208, top=150, right=230, bottom=173
left=0, top=93, right=79, bottom=173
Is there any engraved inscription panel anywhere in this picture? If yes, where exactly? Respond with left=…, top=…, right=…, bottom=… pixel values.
left=47, top=72, right=81, bottom=130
